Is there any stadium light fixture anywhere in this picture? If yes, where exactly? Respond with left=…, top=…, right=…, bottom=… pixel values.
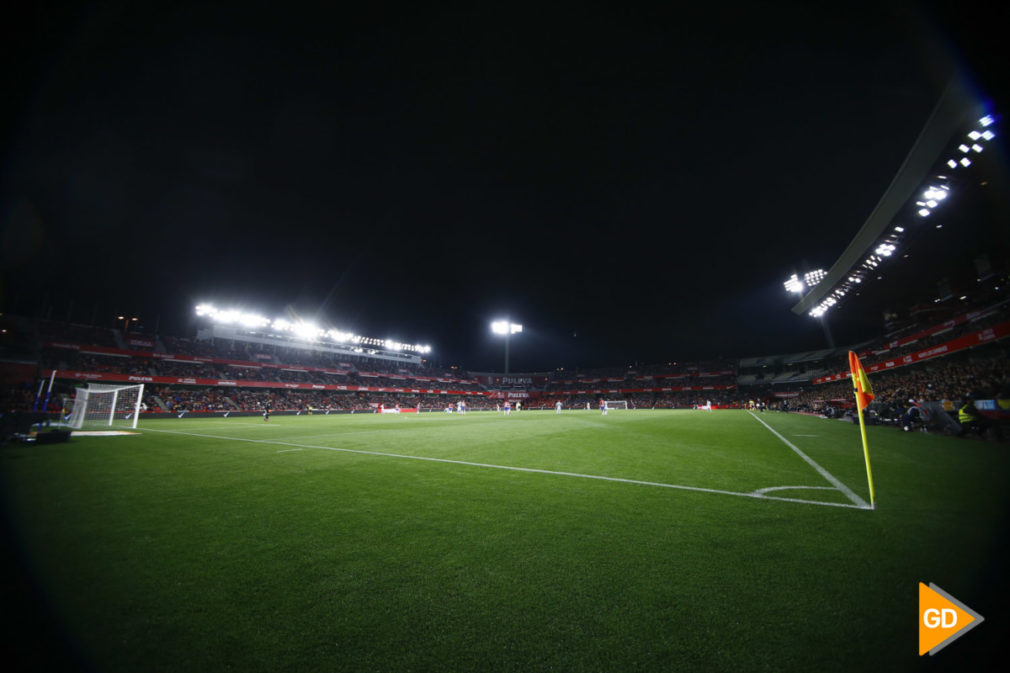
left=491, top=320, right=522, bottom=335
left=783, top=274, right=805, bottom=294
left=491, top=320, right=522, bottom=374
left=803, top=269, right=827, bottom=288
left=117, top=315, right=139, bottom=332
left=195, top=304, right=431, bottom=354
left=979, top=115, right=994, bottom=127
left=292, top=321, right=320, bottom=340
left=239, top=313, right=269, bottom=328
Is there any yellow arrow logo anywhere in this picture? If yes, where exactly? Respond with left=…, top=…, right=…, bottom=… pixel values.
left=919, top=582, right=984, bottom=655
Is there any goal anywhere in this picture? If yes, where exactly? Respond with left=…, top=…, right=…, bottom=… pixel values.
left=67, top=383, right=145, bottom=430
left=603, top=399, right=629, bottom=410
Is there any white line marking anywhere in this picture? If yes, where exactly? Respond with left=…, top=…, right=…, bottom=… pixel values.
left=747, top=412, right=870, bottom=509
left=276, top=448, right=303, bottom=453
left=141, top=427, right=867, bottom=510
left=750, top=485, right=838, bottom=496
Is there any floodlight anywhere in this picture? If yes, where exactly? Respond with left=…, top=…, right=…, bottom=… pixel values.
left=491, top=320, right=522, bottom=335
left=971, top=143, right=983, bottom=153
left=947, top=159, right=958, bottom=169
left=968, top=130, right=982, bottom=140
left=875, top=243, right=896, bottom=257
left=784, top=274, right=804, bottom=293
left=918, top=208, right=930, bottom=216
left=217, top=310, right=241, bottom=324
left=292, top=321, right=320, bottom=339
left=958, top=144, right=970, bottom=153
left=491, top=319, right=523, bottom=373
left=803, top=269, right=826, bottom=288
left=241, top=313, right=268, bottom=328
left=982, top=130, right=995, bottom=140
left=894, top=226, right=904, bottom=232
left=979, top=115, right=994, bottom=127
left=960, top=157, right=971, bottom=167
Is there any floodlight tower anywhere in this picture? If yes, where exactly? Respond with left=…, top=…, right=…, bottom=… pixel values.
left=491, top=320, right=522, bottom=374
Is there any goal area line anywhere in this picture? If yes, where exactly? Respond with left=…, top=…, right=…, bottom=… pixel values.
left=141, top=427, right=870, bottom=511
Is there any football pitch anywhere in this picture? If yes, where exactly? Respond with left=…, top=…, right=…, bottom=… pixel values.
left=2, top=409, right=1007, bottom=671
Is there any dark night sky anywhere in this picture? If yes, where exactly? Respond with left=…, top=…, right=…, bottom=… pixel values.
left=1, top=2, right=1006, bottom=371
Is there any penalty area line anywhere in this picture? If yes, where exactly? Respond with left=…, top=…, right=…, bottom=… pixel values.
left=141, top=427, right=867, bottom=510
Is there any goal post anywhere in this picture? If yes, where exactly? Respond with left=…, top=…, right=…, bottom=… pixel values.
left=67, top=383, right=145, bottom=430
left=603, top=399, right=629, bottom=410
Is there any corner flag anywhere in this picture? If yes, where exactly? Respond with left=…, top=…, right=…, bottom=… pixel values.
left=848, top=351, right=876, bottom=509
left=848, top=351, right=874, bottom=410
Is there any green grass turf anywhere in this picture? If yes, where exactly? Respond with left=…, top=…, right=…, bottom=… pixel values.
left=2, top=409, right=1008, bottom=672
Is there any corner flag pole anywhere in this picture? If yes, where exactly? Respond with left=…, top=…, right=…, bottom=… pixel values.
left=855, top=397, right=876, bottom=509
left=848, top=351, right=876, bottom=509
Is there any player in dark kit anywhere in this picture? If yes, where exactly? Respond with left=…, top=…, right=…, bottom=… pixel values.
left=264, top=405, right=271, bottom=422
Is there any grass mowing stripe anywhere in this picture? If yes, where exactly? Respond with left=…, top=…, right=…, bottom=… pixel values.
left=141, top=426, right=867, bottom=510
left=747, top=411, right=871, bottom=509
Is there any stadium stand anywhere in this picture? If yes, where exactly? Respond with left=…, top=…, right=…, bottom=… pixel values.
left=1, top=296, right=1007, bottom=439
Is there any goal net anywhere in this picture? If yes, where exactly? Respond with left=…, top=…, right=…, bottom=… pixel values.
left=67, top=383, right=145, bottom=430
left=603, top=400, right=629, bottom=410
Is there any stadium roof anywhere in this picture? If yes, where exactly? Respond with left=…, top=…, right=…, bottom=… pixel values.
left=790, top=78, right=991, bottom=317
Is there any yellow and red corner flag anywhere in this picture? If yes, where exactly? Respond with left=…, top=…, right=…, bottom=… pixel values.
left=848, top=351, right=876, bottom=508
left=848, top=351, right=875, bottom=410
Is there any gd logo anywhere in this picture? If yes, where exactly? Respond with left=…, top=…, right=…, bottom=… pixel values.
left=918, top=582, right=984, bottom=656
